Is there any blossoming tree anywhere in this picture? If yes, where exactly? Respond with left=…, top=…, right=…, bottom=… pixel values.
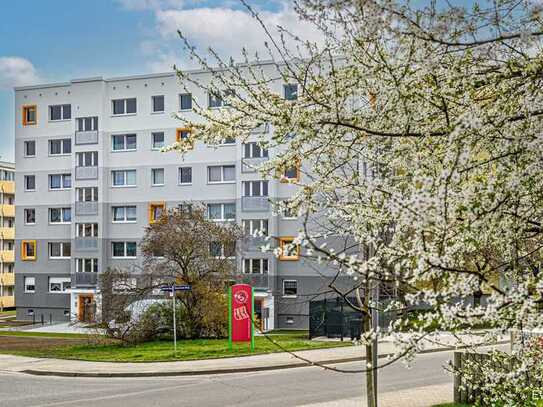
left=167, top=0, right=543, bottom=405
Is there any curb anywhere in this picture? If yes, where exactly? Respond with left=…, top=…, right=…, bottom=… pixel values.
left=19, top=340, right=510, bottom=378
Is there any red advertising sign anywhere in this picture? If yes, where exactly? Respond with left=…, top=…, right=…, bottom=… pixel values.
left=229, top=284, right=254, bottom=348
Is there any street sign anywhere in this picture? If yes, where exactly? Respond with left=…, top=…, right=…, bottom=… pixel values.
left=159, top=284, right=192, bottom=292
left=157, top=284, right=191, bottom=356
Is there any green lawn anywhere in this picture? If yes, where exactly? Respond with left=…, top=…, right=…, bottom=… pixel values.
left=433, top=404, right=472, bottom=407
left=0, top=310, right=16, bottom=317
left=0, top=333, right=351, bottom=362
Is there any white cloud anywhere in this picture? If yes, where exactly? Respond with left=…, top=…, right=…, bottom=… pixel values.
left=0, top=57, right=40, bottom=89
left=116, top=0, right=185, bottom=11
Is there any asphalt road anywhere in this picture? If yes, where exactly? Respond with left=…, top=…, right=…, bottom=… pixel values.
left=0, top=351, right=454, bottom=407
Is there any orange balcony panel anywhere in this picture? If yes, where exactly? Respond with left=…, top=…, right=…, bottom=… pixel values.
left=0, top=181, right=14, bottom=195
left=0, top=296, right=14, bottom=308
left=0, top=250, right=14, bottom=263
left=0, top=227, right=14, bottom=240
left=0, top=204, right=15, bottom=218
left=1, top=273, right=14, bottom=286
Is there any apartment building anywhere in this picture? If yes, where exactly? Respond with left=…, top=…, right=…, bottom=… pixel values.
left=14, top=65, right=332, bottom=329
left=0, top=161, right=15, bottom=310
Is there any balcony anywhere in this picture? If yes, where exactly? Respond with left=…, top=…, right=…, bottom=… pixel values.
left=0, top=181, right=14, bottom=195
left=241, top=157, right=268, bottom=173
left=0, top=273, right=14, bottom=286
left=75, top=166, right=98, bottom=180
left=75, top=202, right=98, bottom=216
left=74, top=237, right=99, bottom=251
left=0, top=227, right=14, bottom=240
left=75, top=130, right=98, bottom=145
left=234, top=273, right=269, bottom=289
left=241, top=196, right=270, bottom=212
left=0, top=204, right=14, bottom=218
left=0, top=296, right=14, bottom=308
left=0, top=250, right=14, bottom=263
left=242, top=237, right=267, bottom=252
left=73, top=272, right=98, bottom=287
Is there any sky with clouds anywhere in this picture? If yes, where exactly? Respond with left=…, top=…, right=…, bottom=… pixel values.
left=0, top=0, right=318, bottom=162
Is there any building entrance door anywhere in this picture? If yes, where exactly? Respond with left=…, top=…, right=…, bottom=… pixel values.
left=78, top=294, right=95, bottom=322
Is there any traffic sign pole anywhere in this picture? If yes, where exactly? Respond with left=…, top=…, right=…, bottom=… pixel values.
left=172, top=286, right=177, bottom=356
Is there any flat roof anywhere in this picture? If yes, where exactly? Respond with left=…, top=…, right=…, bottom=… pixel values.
left=14, top=59, right=279, bottom=92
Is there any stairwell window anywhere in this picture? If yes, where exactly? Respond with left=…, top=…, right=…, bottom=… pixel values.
left=24, top=208, right=36, bottom=225
left=243, top=258, right=269, bottom=274
left=279, top=237, right=300, bottom=261
left=77, top=151, right=98, bottom=167
left=112, top=206, right=137, bottom=223
left=77, top=223, right=98, bottom=237
left=22, top=105, right=37, bottom=126
left=243, top=219, right=269, bottom=236
left=49, top=104, right=71, bottom=121
left=112, top=170, right=136, bottom=187
left=49, top=242, right=71, bottom=259
left=24, top=175, right=35, bottom=191
left=112, top=134, right=137, bottom=151
left=151, top=168, right=164, bottom=186
left=210, top=241, right=236, bottom=258
left=243, top=142, right=268, bottom=158
left=76, top=187, right=98, bottom=202
left=208, top=165, right=235, bottom=184
left=76, top=116, right=98, bottom=132
left=243, top=181, right=268, bottom=197
left=112, top=98, right=137, bottom=115
left=76, top=258, right=98, bottom=273
left=49, top=139, right=72, bottom=155
left=21, top=241, right=37, bottom=261
left=49, top=173, right=71, bottom=190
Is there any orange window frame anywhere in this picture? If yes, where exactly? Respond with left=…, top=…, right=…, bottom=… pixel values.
left=280, top=160, right=301, bottom=183
left=176, top=128, right=194, bottom=149
left=22, top=105, right=37, bottom=126
left=148, top=202, right=166, bottom=224
left=279, top=237, right=300, bottom=261
left=21, top=240, right=37, bottom=261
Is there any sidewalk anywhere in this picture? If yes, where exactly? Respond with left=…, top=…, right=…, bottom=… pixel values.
left=0, top=334, right=509, bottom=378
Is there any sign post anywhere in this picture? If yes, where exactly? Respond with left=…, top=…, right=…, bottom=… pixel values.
left=228, top=284, right=254, bottom=352
left=160, top=284, right=192, bottom=356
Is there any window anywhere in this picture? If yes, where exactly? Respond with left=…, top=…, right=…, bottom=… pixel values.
left=24, top=140, right=36, bottom=157
left=77, top=223, right=98, bottom=237
left=279, top=237, right=300, bottom=260
left=243, top=142, right=268, bottom=159
left=112, top=170, right=136, bottom=187
left=179, top=93, right=192, bottom=110
left=210, top=242, right=236, bottom=258
left=152, top=95, right=165, bottom=113
left=49, top=277, right=71, bottom=293
left=112, top=134, right=137, bottom=151
left=21, top=241, right=37, bottom=261
left=152, top=132, right=164, bottom=150
left=112, top=98, right=137, bottom=115
left=207, top=203, right=236, bottom=221
left=151, top=168, right=164, bottom=186
left=49, top=104, right=71, bottom=121
left=149, top=202, right=165, bottom=223
left=112, top=242, right=137, bottom=258
left=208, top=165, right=235, bottom=183
left=76, top=116, right=98, bottom=132
left=24, top=175, right=35, bottom=191
left=24, top=208, right=36, bottom=225
left=22, top=105, right=37, bottom=126
left=49, top=173, right=71, bottom=190
left=49, top=138, right=72, bottom=155
left=49, top=242, right=71, bottom=259
left=24, top=277, right=36, bottom=292
left=284, top=84, right=298, bottom=100
left=178, top=167, right=192, bottom=185
left=282, top=162, right=300, bottom=182
left=243, top=219, right=269, bottom=236
left=176, top=128, right=193, bottom=148
left=77, top=151, right=98, bottom=167
left=113, top=206, right=137, bottom=223
left=49, top=208, right=71, bottom=224
left=282, top=206, right=298, bottom=220
left=283, top=280, right=298, bottom=297
left=178, top=203, right=192, bottom=214
left=76, top=258, right=98, bottom=273
left=243, top=181, right=269, bottom=197
left=208, top=92, right=223, bottom=108
left=76, top=187, right=98, bottom=202
left=243, top=258, right=269, bottom=274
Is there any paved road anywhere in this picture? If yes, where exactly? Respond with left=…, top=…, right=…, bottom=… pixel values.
left=0, top=351, right=454, bottom=407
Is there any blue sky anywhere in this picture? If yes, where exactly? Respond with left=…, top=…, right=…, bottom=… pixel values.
left=0, top=0, right=311, bottom=162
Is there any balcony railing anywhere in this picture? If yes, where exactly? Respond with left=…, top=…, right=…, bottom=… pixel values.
left=73, top=272, right=98, bottom=287
left=0, top=250, right=14, bottom=263
left=234, top=273, right=269, bottom=289
left=0, top=227, right=14, bottom=240
left=74, top=237, right=99, bottom=251
left=75, top=130, right=98, bottom=145
left=241, top=157, right=268, bottom=173
left=0, top=273, right=14, bottom=286
left=241, top=196, right=270, bottom=212
left=0, top=296, right=14, bottom=308
left=75, top=202, right=98, bottom=216
left=0, top=181, right=15, bottom=195
left=0, top=204, right=14, bottom=218
left=75, top=166, right=98, bottom=180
